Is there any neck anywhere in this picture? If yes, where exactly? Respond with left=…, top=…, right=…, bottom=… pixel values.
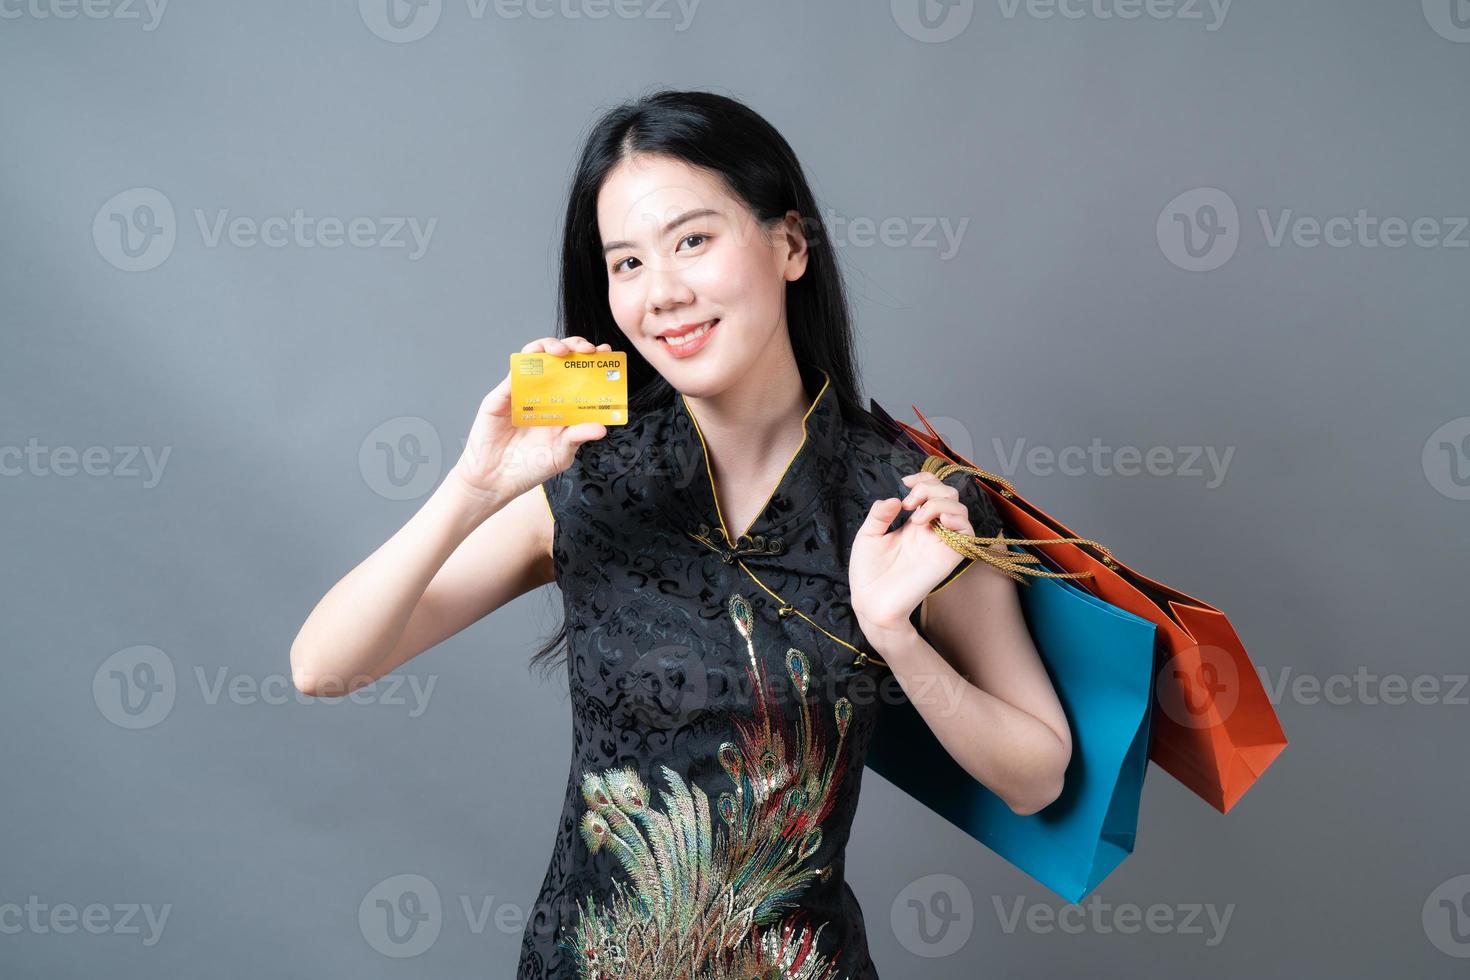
left=683, top=354, right=812, bottom=485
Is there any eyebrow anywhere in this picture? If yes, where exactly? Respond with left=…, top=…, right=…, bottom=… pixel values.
left=601, top=208, right=721, bottom=257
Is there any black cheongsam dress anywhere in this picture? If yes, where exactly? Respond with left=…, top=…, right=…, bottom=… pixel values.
left=518, top=368, right=1002, bottom=980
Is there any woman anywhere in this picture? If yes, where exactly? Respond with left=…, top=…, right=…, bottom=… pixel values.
left=291, top=89, right=1071, bottom=979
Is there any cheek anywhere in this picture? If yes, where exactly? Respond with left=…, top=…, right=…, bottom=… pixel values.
left=688, top=249, right=779, bottom=317
left=606, top=289, right=661, bottom=359
left=607, top=284, right=644, bottom=336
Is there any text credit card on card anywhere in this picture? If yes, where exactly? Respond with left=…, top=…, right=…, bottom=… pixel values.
left=509, top=351, right=629, bottom=427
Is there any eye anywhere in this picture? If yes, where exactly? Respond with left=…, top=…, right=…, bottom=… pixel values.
left=609, top=233, right=708, bottom=275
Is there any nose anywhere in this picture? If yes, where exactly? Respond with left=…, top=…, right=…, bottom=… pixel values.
left=644, top=265, right=695, bottom=317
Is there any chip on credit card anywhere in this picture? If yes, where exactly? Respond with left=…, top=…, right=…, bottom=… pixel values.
left=509, top=351, right=629, bottom=427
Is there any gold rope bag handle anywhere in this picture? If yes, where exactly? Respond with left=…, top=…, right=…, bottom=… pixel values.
left=918, top=455, right=1120, bottom=587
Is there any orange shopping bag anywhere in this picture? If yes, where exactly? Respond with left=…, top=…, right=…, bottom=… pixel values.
left=869, top=398, right=1287, bottom=814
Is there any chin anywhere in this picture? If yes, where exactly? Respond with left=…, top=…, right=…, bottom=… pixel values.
left=662, top=359, right=753, bottom=399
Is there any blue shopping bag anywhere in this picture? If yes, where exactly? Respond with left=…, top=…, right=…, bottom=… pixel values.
left=866, top=547, right=1158, bottom=903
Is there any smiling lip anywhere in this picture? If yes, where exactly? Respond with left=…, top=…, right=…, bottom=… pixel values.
left=659, top=318, right=719, bottom=358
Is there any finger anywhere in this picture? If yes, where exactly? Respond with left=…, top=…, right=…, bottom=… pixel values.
left=857, top=497, right=903, bottom=538
left=901, top=477, right=958, bottom=509
left=560, top=422, right=607, bottom=447
left=899, top=470, right=943, bottom=495
left=934, top=507, right=973, bottom=534
left=523, top=336, right=570, bottom=355
left=911, top=499, right=970, bottom=534
left=481, top=373, right=513, bottom=417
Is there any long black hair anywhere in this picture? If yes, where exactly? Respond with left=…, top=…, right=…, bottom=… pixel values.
left=529, top=87, right=866, bottom=677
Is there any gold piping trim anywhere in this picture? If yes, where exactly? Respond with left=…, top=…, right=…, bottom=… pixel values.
left=538, top=482, right=555, bottom=527
left=682, top=525, right=886, bottom=667
left=681, top=370, right=884, bottom=670
left=681, top=369, right=831, bottom=548
left=729, top=555, right=889, bottom=672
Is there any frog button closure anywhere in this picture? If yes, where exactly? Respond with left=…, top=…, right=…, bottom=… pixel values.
left=686, top=523, right=785, bottom=564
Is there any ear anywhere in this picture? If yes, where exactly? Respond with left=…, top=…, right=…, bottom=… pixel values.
left=778, top=209, right=810, bottom=282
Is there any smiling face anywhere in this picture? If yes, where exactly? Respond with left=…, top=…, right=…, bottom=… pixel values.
left=596, top=153, right=809, bottom=397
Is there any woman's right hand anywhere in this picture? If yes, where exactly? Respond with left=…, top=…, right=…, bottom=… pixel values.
left=450, top=335, right=614, bottom=505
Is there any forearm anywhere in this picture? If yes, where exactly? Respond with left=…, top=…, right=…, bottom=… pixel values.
left=290, top=475, right=508, bottom=694
left=860, top=620, right=1070, bottom=815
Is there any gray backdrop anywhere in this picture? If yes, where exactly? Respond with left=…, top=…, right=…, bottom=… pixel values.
left=4, top=1, right=1467, bottom=977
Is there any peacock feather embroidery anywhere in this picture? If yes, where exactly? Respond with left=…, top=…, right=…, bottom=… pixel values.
left=560, top=592, right=855, bottom=980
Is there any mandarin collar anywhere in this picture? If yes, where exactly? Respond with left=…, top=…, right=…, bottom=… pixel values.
left=668, top=368, right=845, bottom=560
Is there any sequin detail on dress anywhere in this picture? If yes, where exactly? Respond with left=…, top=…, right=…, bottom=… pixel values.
left=560, top=593, right=853, bottom=980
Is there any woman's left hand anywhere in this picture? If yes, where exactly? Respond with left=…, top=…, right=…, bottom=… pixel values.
left=848, top=471, right=971, bottom=631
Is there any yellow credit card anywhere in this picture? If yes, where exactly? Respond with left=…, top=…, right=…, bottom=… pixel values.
left=509, top=351, right=629, bottom=427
